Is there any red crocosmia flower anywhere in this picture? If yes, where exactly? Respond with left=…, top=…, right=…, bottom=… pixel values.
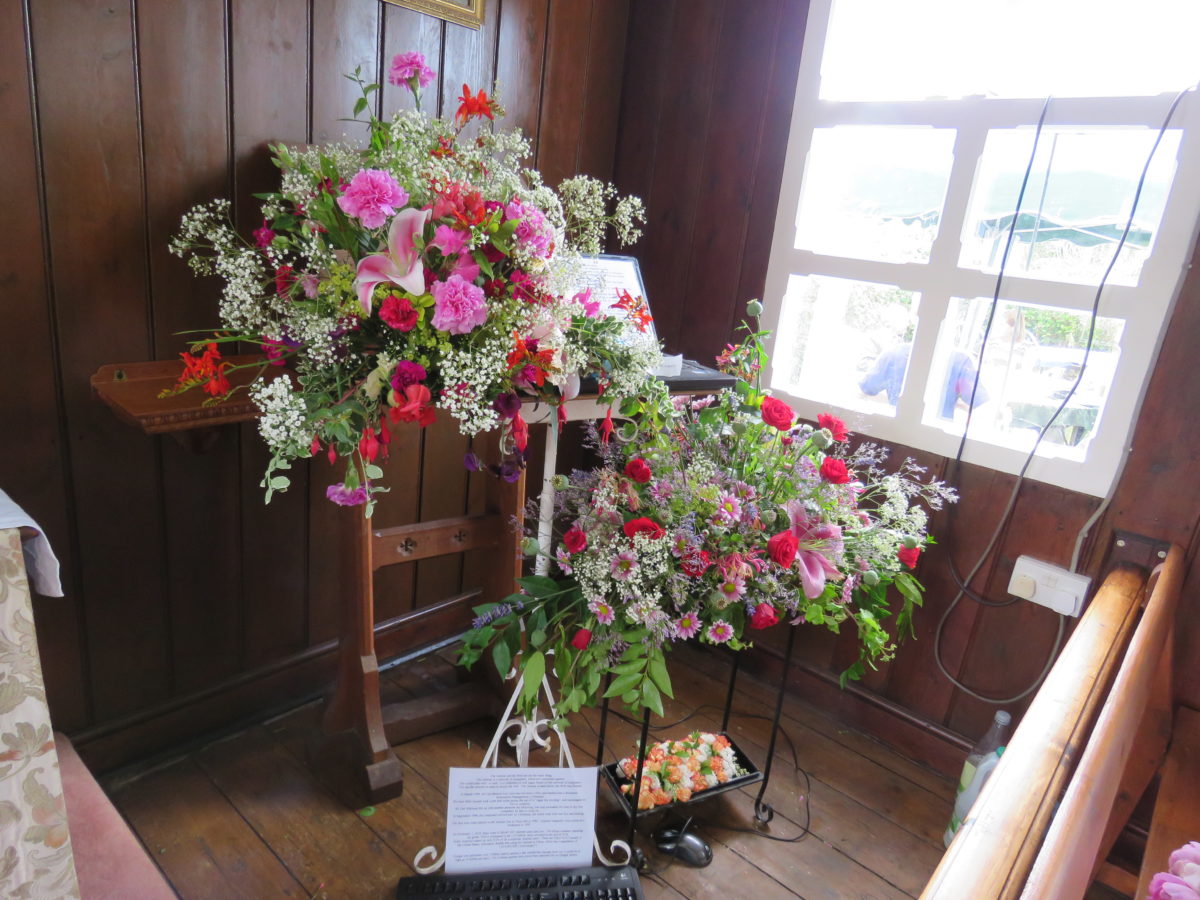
left=623, top=518, right=665, bottom=541
left=511, top=411, right=529, bottom=453
left=898, top=546, right=922, bottom=569
left=563, top=527, right=587, bottom=554
left=680, top=550, right=712, bottom=577
left=819, top=457, right=851, bottom=484
left=817, top=412, right=848, bottom=442
left=571, top=628, right=592, bottom=650
left=600, top=407, right=614, bottom=445
left=624, top=457, right=652, bottom=484
left=455, top=83, right=496, bottom=125
left=760, top=396, right=795, bottom=431
left=749, top=602, right=780, bottom=630
left=172, top=341, right=233, bottom=398
left=767, top=531, right=799, bottom=568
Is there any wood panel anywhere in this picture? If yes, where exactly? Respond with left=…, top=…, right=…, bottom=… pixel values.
left=0, top=0, right=89, bottom=731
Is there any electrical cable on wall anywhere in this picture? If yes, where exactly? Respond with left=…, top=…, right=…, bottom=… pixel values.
left=933, top=83, right=1196, bottom=704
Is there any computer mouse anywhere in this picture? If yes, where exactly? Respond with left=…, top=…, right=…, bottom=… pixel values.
left=654, top=826, right=713, bottom=867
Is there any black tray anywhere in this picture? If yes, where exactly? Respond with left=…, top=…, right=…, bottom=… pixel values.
left=601, top=735, right=763, bottom=819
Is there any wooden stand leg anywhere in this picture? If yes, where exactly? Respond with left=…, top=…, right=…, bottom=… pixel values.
left=320, top=505, right=404, bottom=805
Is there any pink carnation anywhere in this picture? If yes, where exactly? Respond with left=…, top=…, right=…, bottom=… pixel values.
left=388, top=51, right=436, bottom=89
left=379, top=294, right=418, bottom=331
left=431, top=274, right=487, bottom=334
left=338, top=168, right=408, bottom=229
left=504, top=197, right=554, bottom=260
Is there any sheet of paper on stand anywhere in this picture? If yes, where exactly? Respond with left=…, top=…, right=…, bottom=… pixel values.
left=443, top=766, right=598, bottom=875
left=0, top=488, right=63, bottom=597
left=651, top=354, right=683, bottom=377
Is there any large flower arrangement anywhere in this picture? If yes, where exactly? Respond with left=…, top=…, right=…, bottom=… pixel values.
left=459, top=316, right=956, bottom=718
left=166, top=53, right=657, bottom=514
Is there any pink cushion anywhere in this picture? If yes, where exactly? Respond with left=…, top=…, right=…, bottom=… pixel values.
left=56, top=734, right=176, bottom=899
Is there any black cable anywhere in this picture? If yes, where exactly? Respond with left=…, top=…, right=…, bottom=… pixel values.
left=935, top=83, right=1196, bottom=704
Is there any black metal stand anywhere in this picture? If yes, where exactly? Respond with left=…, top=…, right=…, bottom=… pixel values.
left=596, top=631, right=799, bottom=864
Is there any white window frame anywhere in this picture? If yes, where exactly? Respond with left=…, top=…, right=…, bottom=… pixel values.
left=761, top=0, right=1200, bottom=497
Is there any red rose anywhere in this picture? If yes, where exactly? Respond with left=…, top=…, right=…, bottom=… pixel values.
left=623, top=517, right=665, bottom=540
left=274, top=264, right=296, bottom=295
left=563, top=527, right=588, bottom=554
left=680, top=550, right=712, bottom=577
left=624, top=457, right=652, bottom=483
left=760, top=396, right=795, bottom=431
left=767, top=531, right=798, bottom=568
left=898, top=546, right=922, bottom=569
left=817, top=412, right=848, bottom=442
left=749, top=602, right=779, bottom=630
left=571, top=628, right=592, bottom=650
left=819, top=457, right=851, bottom=484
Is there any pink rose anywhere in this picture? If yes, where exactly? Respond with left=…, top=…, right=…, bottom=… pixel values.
left=337, top=168, right=408, bottom=229
left=1149, top=872, right=1200, bottom=900
left=431, top=274, right=487, bottom=334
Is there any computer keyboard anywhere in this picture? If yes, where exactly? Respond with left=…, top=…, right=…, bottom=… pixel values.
left=395, top=864, right=644, bottom=899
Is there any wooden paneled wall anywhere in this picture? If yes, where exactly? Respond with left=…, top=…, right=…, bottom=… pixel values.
left=1, top=0, right=629, bottom=770
left=616, top=0, right=1200, bottom=766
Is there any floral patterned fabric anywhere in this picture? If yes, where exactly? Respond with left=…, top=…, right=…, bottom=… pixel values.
left=0, top=528, right=79, bottom=898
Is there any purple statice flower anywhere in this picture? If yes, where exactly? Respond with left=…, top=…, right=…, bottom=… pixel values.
left=337, top=168, right=408, bottom=229
left=556, top=547, right=574, bottom=575
left=431, top=274, right=488, bottom=334
left=588, top=599, right=615, bottom=625
left=470, top=598, right=525, bottom=630
left=326, top=483, right=369, bottom=506
left=388, top=51, right=436, bottom=88
left=611, top=550, right=637, bottom=581
left=712, top=492, right=742, bottom=526
left=706, top=622, right=734, bottom=644
left=674, top=612, right=701, bottom=640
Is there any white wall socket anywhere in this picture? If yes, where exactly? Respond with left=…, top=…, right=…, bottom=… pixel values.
left=1007, top=556, right=1091, bottom=617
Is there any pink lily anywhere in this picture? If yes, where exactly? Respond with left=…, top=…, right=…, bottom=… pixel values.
left=784, top=500, right=844, bottom=599
left=355, top=207, right=431, bottom=315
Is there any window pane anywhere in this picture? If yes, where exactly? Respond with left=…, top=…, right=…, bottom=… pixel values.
left=820, top=0, right=1200, bottom=101
left=960, top=128, right=1180, bottom=286
left=773, top=274, right=919, bottom=415
left=795, top=127, right=955, bottom=263
left=925, top=297, right=1124, bottom=458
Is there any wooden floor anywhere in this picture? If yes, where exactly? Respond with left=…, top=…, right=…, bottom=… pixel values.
left=103, top=646, right=955, bottom=899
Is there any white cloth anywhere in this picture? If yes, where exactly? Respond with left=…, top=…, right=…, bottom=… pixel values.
left=0, top=489, right=63, bottom=597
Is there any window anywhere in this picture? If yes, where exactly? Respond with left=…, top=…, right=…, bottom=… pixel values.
left=762, top=0, right=1200, bottom=496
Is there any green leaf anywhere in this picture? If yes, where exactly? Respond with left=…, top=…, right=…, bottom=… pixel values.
left=642, top=679, right=664, bottom=717
left=647, top=655, right=674, bottom=699
left=516, top=575, right=561, bottom=598
left=603, top=671, right=642, bottom=699
left=530, top=629, right=547, bottom=648
left=269, top=476, right=290, bottom=490
left=521, top=651, right=545, bottom=703
left=364, top=464, right=384, bottom=480
left=353, top=96, right=368, bottom=116
left=492, top=641, right=512, bottom=677
left=610, top=659, right=646, bottom=676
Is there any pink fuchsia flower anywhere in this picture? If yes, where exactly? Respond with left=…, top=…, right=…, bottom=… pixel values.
left=1149, top=872, right=1200, bottom=900
left=588, top=599, right=615, bottom=625
left=379, top=294, right=419, bottom=331
left=338, top=168, right=409, bottom=229
left=785, top=500, right=845, bottom=599
left=388, top=51, right=436, bottom=89
left=326, top=483, right=368, bottom=506
left=674, top=613, right=702, bottom=640
left=431, top=273, right=487, bottom=334
left=1170, top=843, right=1200, bottom=891
left=355, top=207, right=430, bottom=314
left=611, top=550, right=637, bottom=581
left=706, top=622, right=734, bottom=644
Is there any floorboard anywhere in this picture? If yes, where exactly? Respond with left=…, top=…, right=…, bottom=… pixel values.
left=106, top=648, right=956, bottom=899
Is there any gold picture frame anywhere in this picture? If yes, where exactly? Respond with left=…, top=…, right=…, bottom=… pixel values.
left=383, top=0, right=484, bottom=30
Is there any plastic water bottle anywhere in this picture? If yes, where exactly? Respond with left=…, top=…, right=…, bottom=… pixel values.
left=943, top=710, right=1012, bottom=847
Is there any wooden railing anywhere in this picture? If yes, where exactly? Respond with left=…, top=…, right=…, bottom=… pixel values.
left=920, top=563, right=1148, bottom=899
